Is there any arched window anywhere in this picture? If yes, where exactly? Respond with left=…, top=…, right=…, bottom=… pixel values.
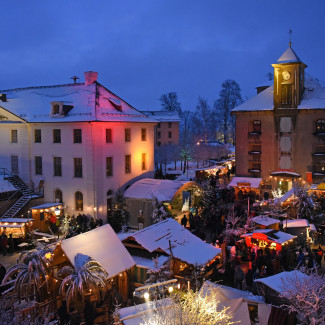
left=316, top=119, right=325, bottom=133
left=75, top=191, right=83, bottom=211
left=253, top=120, right=261, bottom=133
left=54, top=189, right=63, bottom=203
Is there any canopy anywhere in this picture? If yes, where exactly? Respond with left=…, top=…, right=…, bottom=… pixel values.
left=61, top=224, right=135, bottom=278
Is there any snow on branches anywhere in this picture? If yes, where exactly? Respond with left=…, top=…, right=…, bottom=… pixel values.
left=280, top=268, right=325, bottom=325
left=222, top=206, right=244, bottom=244
left=145, top=257, right=171, bottom=285
left=151, top=197, right=171, bottom=224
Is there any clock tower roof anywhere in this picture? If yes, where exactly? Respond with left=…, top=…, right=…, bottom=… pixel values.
left=277, top=46, right=302, bottom=64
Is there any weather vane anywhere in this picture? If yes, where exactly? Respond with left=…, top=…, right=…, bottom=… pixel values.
left=289, top=29, right=292, bottom=47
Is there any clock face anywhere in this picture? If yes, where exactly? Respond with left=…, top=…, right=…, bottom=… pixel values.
left=282, top=71, right=291, bottom=81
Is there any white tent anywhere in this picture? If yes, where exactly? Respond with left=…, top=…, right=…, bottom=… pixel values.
left=61, top=224, right=135, bottom=278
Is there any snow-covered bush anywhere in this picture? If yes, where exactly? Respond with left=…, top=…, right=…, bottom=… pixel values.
left=151, top=197, right=171, bottom=224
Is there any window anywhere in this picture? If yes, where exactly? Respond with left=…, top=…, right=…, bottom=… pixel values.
left=168, top=131, right=172, bottom=139
left=54, top=157, right=62, bottom=176
left=106, top=129, right=112, bottom=143
left=106, top=157, right=113, bottom=176
left=157, top=141, right=161, bottom=146
left=141, top=128, right=147, bottom=141
left=125, top=128, right=131, bottom=142
left=34, top=129, right=41, bottom=143
left=75, top=191, right=83, bottom=211
left=53, top=129, right=61, bottom=143
left=125, top=155, right=131, bottom=173
left=168, top=122, right=172, bottom=128
left=253, top=120, right=261, bottom=133
left=107, top=198, right=113, bottom=217
left=10, top=130, right=17, bottom=143
left=281, top=84, right=292, bottom=106
left=73, top=129, right=82, bottom=143
left=142, top=153, right=146, bottom=170
left=54, top=189, right=63, bottom=203
left=157, top=131, right=161, bottom=138
left=35, top=156, right=42, bottom=175
left=316, top=119, right=325, bottom=133
left=52, top=104, right=60, bottom=115
left=11, top=155, right=18, bottom=175
left=157, top=122, right=161, bottom=128
left=74, top=158, right=83, bottom=177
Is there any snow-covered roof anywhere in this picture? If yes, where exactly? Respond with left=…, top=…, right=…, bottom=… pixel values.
left=255, top=270, right=309, bottom=293
left=31, top=202, right=62, bottom=210
left=284, top=219, right=310, bottom=228
left=141, top=110, right=181, bottom=122
left=228, top=177, right=262, bottom=188
left=277, top=46, right=301, bottom=63
left=241, top=229, right=296, bottom=244
left=122, top=219, right=221, bottom=265
left=252, top=216, right=280, bottom=226
left=61, top=224, right=135, bottom=278
left=0, top=175, right=17, bottom=193
left=124, top=178, right=198, bottom=202
left=270, top=169, right=300, bottom=177
left=0, top=218, right=33, bottom=223
left=132, top=255, right=168, bottom=270
left=0, top=82, right=157, bottom=123
left=233, top=74, right=325, bottom=112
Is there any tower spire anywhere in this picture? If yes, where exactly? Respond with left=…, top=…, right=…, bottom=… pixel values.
left=289, top=29, right=292, bottom=48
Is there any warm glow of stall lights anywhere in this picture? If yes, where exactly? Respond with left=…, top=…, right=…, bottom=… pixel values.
left=168, top=286, right=174, bottom=293
left=62, top=254, right=65, bottom=257
left=55, top=208, right=60, bottom=216
left=45, top=252, right=52, bottom=260
left=93, top=207, right=97, bottom=211
left=89, top=289, right=92, bottom=293
left=119, top=273, right=123, bottom=277
left=13, top=223, right=17, bottom=225
left=45, top=209, right=48, bottom=212
left=40, top=210, right=44, bottom=213
left=4, top=223, right=8, bottom=225
left=144, top=292, right=150, bottom=300
left=177, top=283, right=181, bottom=289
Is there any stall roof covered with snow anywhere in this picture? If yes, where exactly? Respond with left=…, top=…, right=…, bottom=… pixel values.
left=0, top=175, right=16, bottom=193
left=60, top=224, right=135, bottom=278
left=284, top=219, right=310, bottom=228
left=122, top=218, right=221, bottom=266
left=228, top=177, right=262, bottom=189
left=252, top=215, right=281, bottom=227
left=123, top=178, right=198, bottom=202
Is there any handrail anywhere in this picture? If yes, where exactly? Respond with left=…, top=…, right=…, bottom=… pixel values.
left=0, top=168, right=13, bottom=178
left=0, top=190, right=22, bottom=218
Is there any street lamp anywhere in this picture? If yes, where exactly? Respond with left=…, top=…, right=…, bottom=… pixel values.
left=55, top=208, right=60, bottom=216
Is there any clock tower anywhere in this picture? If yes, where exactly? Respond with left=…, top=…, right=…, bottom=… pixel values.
left=272, top=45, right=307, bottom=109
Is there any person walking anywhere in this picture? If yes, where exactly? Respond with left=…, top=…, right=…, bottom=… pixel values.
left=181, top=214, right=188, bottom=228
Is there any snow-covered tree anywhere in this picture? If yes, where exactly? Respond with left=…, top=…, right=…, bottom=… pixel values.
left=222, top=206, right=244, bottom=244
left=3, top=248, right=53, bottom=302
left=145, top=257, right=171, bottom=285
left=108, top=190, right=129, bottom=232
left=243, top=213, right=255, bottom=234
left=296, top=185, right=314, bottom=221
left=59, top=254, right=108, bottom=310
left=140, top=289, right=234, bottom=325
left=280, top=268, right=325, bottom=325
left=151, top=197, right=171, bottom=224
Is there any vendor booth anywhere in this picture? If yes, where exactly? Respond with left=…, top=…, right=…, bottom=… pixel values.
left=241, top=229, right=296, bottom=251
left=228, top=177, right=262, bottom=200
left=0, top=217, right=34, bottom=238
left=31, top=203, right=63, bottom=232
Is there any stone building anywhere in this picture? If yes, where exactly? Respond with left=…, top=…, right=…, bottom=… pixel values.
left=233, top=44, right=325, bottom=195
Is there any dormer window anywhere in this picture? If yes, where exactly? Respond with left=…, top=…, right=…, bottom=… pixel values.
left=50, top=101, right=73, bottom=117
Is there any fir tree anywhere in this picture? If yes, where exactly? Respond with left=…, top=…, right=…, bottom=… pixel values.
left=151, top=197, right=171, bottom=224
left=296, top=185, right=314, bottom=222
left=108, top=190, right=129, bottom=232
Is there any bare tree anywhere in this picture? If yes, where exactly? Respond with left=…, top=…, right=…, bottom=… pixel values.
left=214, top=80, right=242, bottom=144
left=195, top=97, right=211, bottom=144
left=159, top=92, right=182, bottom=115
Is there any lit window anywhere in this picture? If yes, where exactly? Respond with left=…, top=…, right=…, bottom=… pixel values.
left=75, top=191, right=83, bottom=211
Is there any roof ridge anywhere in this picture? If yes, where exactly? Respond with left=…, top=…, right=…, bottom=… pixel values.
left=0, top=83, right=85, bottom=93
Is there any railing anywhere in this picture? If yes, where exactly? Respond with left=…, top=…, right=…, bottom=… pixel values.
left=0, top=190, right=22, bottom=218
left=0, top=168, right=13, bottom=178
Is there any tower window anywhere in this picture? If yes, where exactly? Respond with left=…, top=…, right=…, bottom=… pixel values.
left=316, top=119, right=325, bottom=133
left=281, top=84, right=292, bottom=106
left=253, top=120, right=261, bottom=133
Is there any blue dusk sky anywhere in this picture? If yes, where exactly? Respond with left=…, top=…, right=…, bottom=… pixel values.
left=0, top=0, right=324, bottom=110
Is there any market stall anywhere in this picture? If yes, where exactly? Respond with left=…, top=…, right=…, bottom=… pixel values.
left=31, top=203, right=63, bottom=232
left=0, top=217, right=34, bottom=238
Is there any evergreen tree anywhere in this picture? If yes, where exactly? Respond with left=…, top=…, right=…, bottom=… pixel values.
left=152, top=197, right=171, bottom=224
left=296, top=185, right=314, bottom=222
left=108, top=190, right=129, bottom=232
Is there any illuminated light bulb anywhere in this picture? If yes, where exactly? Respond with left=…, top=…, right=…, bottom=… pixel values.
left=177, top=283, right=180, bottom=289
left=144, top=292, right=150, bottom=300
left=168, top=286, right=173, bottom=293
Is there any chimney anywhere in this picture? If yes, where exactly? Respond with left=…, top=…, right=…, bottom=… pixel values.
left=84, top=71, right=98, bottom=86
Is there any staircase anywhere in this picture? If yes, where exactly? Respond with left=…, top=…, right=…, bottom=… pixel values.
left=1, top=174, right=34, bottom=219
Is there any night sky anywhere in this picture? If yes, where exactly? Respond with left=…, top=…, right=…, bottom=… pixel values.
left=1, top=0, right=325, bottom=110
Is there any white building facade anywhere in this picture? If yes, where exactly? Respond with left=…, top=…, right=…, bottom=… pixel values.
left=0, top=72, right=156, bottom=220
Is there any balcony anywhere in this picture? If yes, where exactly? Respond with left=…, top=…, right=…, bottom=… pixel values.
left=248, top=150, right=261, bottom=155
